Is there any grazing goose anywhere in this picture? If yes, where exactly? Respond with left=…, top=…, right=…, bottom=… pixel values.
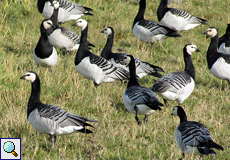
left=73, top=19, right=130, bottom=86
left=151, top=44, right=199, bottom=107
left=157, top=0, right=208, bottom=32
left=171, top=106, right=223, bottom=159
left=20, top=71, right=98, bottom=150
left=123, top=55, right=163, bottom=125
left=218, top=24, right=230, bottom=54
left=43, top=19, right=94, bottom=55
left=101, top=26, right=165, bottom=78
left=133, top=0, right=181, bottom=43
left=204, top=27, right=230, bottom=84
left=33, top=19, right=58, bottom=67
left=37, top=0, right=93, bottom=23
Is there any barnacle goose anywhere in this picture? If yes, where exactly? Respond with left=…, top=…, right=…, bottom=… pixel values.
left=133, top=0, right=181, bottom=43
left=122, top=55, right=163, bottom=125
left=157, top=0, right=208, bottom=32
left=37, top=0, right=93, bottom=23
left=73, top=19, right=130, bottom=86
left=151, top=44, right=199, bottom=107
left=204, top=27, right=230, bottom=84
left=20, top=71, right=98, bottom=150
left=218, top=24, right=230, bottom=54
left=43, top=19, right=94, bottom=55
left=101, top=26, right=165, bottom=78
left=33, top=19, right=58, bottom=67
left=171, top=106, right=223, bottom=159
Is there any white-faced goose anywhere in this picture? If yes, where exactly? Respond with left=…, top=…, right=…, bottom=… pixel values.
left=204, top=27, right=230, bottom=84
left=73, top=19, right=130, bottom=86
left=157, top=0, right=208, bottom=32
left=20, top=71, right=98, bottom=150
left=37, top=0, right=93, bottom=23
left=133, top=0, right=181, bottom=43
left=33, top=19, right=58, bottom=67
left=171, top=106, right=223, bottom=159
left=123, top=54, right=163, bottom=125
left=151, top=44, right=199, bottom=107
left=101, top=26, right=164, bottom=79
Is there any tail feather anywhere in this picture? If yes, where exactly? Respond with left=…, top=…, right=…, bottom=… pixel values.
left=77, top=128, right=93, bottom=134
left=83, top=6, right=93, bottom=12
left=209, top=141, right=224, bottom=151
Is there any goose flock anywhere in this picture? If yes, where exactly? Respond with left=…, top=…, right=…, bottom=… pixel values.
left=13, top=0, right=228, bottom=158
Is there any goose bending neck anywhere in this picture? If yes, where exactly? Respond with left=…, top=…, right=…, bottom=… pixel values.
left=184, top=48, right=195, bottom=80
left=133, top=0, right=146, bottom=28
left=178, top=108, right=188, bottom=123
left=127, top=56, right=140, bottom=88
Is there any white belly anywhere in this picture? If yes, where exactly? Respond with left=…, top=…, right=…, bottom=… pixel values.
left=75, top=57, right=106, bottom=84
left=123, top=93, right=154, bottom=115
left=28, top=109, right=56, bottom=135
left=156, top=78, right=195, bottom=104
left=33, top=47, right=58, bottom=67
left=48, top=30, right=77, bottom=51
left=210, top=58, right=230, bottom=80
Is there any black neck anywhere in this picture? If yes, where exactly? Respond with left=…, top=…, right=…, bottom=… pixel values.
left=35, top=34, right=53, bottom=58
left=133, top=0, right=145, bottom=28
left=207, top=34, right=219, bottom=69
left=37, top=0, right=46, bottom=13
left=157, top=0, right=168, bottom=21
left=127, top=56, right=140, bottom=88
left=50, top=5, right=59, bottom=25
left=27, top=77, right=41, bottom=118
left=183, top=48, right=195, bottom=80
left=178, top=107, right=188, bottom=123
left=101, top=32, right=114, bottom=59
left=75, top=25, right=91, bottom=65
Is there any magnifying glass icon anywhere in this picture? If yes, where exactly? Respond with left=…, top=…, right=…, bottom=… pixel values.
left=3, top=141, right=18, bottom=157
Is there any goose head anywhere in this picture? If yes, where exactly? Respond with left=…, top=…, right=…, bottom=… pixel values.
left=20, top=71, right=37, bottom=83
left=203, top=27, right=218, bottom=38
left=101, top=26, right=113, bottom=36
left=185, top=44, right=200, bottom=55
left=72, top=19, right=88, bottom=30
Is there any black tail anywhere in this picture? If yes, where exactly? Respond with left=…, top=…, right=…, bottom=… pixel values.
left=77, top=128, right=93, bottom=134
left=209, top=141, right=224, bottom=151
left=83, top=6, right=93, bottom=12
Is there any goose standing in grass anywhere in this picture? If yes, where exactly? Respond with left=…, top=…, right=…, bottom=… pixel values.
left=151, top=44, right=199, bottom=107
left=157, top=0, right=208, bottom=32
left=33, top=19, right=58, bottom=67
left=133, top=0, right=181, bottom=43
left=73, top=19, right=130, bottom=86
left=101, top=26, right=165, bottom=78
left=37, top=0, right=93, bottom=23
left=204, top=27, right=230, bottom=84
left=20, top=71, right=98, bottom=150
left=122, top=55, right=163, bottom=125
left=171, top=106, right=223, bottom=159
left=218, top=24, right=230, bottom=54
left=43, top=18, right=94, bottom=55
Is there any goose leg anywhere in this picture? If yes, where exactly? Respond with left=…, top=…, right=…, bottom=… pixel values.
left=143, top=115, right=148, bottom=123
left=134, top=106, right=141, bottom=125
left=163, top=99, right=168, bottom=107
left=49, top=134, right=56, bottom=151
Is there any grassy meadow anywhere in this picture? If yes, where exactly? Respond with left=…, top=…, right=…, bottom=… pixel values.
left=0, top=0, right=229, bottom=159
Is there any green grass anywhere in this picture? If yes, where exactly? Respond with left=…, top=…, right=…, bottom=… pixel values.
left=0, top=0, right=229, bottom=159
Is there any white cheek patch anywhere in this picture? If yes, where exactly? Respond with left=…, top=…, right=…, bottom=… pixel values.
left=43, top=20, right=52, bottom=29
left=24, top=72, right=36, bottom=83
